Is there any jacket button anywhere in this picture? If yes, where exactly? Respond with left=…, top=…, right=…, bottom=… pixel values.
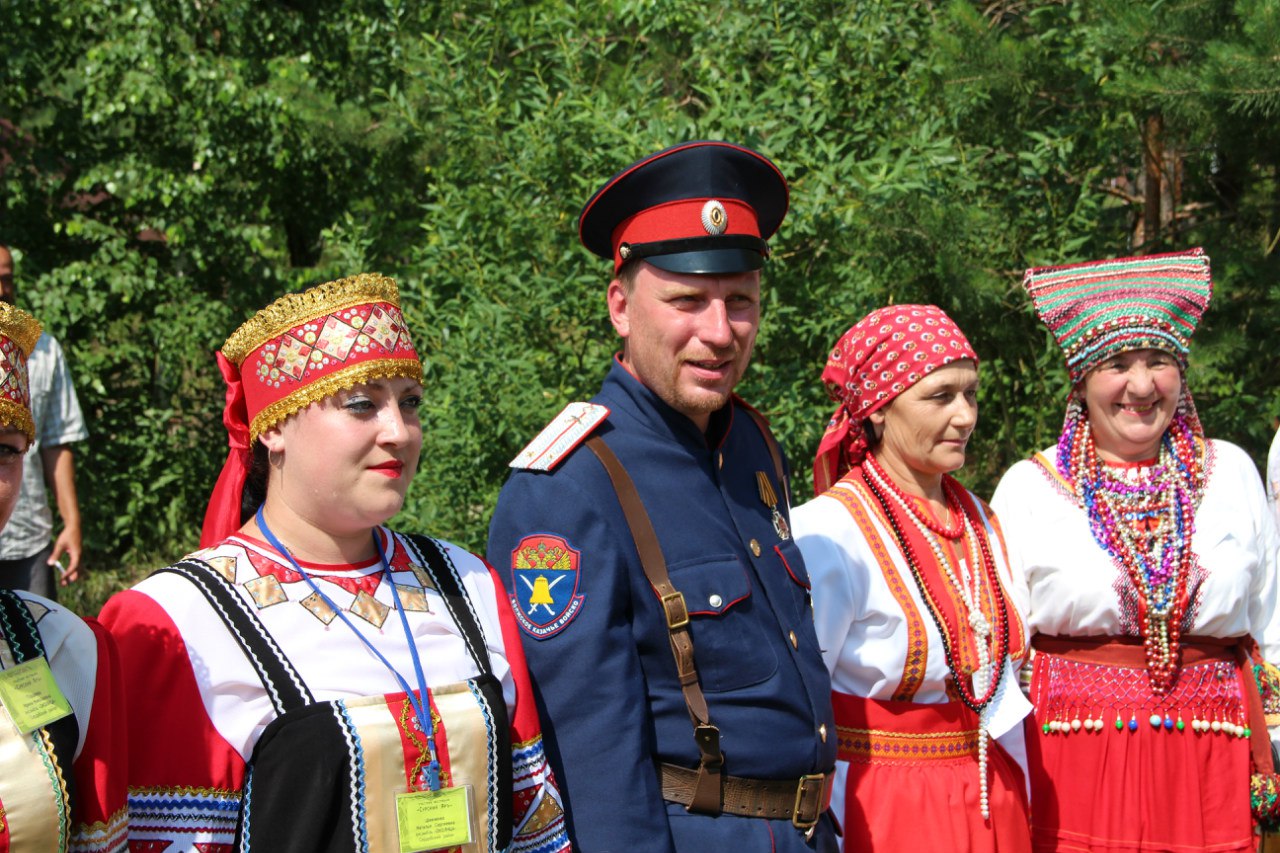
left=819, top=723, right=828, bottom=742
left=789, top=630, right=798, bottom=649
left=709, top=594, right=723, bottom=608
left=749, top=539, right=761, bottom=557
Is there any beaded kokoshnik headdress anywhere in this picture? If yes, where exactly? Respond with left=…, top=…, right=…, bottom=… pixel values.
left=200, top=273, right=422, bottom=547
left=1023, top=247, right=1213, bottom=385
left=0, top=302, right=42, bottom=442
left=1023, top=248, right=1213, bottom=694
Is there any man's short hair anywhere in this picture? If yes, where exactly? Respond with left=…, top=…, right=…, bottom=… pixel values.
left=616, top=259, right=641, bottom=293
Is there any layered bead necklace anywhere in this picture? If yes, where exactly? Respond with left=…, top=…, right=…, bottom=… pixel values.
left=1058, top=400, right=1205, bottom=694
left=863, top=452, right=1011, bottom=818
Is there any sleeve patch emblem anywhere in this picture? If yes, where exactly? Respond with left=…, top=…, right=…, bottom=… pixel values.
left=510, top=534, right=585, bottom=640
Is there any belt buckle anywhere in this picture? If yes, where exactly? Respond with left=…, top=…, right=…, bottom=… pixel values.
left=660, top=591, right=690, bottom=629
left=791, top=773, right=824, bottom=831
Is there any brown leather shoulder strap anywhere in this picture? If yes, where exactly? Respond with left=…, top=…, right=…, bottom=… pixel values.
left=585, top=435, right=724, bottom=813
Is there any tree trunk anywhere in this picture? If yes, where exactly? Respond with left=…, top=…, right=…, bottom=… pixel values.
left=1142, top=111, right=1164, bottom=249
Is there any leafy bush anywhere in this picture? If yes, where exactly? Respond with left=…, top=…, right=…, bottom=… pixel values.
left=3, top=0, right=1276, bottom=615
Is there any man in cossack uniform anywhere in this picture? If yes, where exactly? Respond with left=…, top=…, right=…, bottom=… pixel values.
left=487, top=142, right=838, bottom=852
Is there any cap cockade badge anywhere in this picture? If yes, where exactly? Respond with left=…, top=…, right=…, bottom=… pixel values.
left=701, top=199, right=728, bottom=235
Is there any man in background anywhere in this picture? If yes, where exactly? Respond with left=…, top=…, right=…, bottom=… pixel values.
left=0, top=243, right=87, bottom=597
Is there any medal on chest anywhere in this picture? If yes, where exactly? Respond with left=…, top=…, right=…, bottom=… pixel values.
left=756, top=471, right=791, bottom=540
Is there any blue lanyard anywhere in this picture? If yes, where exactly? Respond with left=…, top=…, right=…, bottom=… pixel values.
left=254, top=506, right=442, bottom=790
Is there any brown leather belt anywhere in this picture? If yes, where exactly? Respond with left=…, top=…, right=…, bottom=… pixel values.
left=659, top=762, right=833, bottom=830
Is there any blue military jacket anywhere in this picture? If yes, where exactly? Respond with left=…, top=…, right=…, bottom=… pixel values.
left=487, top=361, right=837, bottom=852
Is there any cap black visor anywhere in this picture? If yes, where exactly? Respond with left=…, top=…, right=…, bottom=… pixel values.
left=643, top=247, right=766, bottom=275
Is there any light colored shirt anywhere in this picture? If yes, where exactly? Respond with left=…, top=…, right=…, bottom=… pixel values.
left=0, top=332, right=88, bottom=559
left=992, top=440, right=1280, bottom=651
left=1268, top=426, right=1280, bottom=529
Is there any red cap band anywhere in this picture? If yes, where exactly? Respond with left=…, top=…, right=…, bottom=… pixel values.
left=611, top=197, right=761, bottom=271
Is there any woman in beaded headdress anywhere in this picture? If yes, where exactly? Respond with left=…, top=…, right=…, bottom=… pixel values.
left=0, top=301, right=129, bottom=851
left=792, top=305, right=1032, bottom=852
left=99, top=275, right=569, bottom=853
left=991, top=248, right=1280, bottom=852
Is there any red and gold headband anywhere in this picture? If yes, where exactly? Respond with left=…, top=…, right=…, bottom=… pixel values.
left=0, top=302, right=42, bottom=442
left=200, top=273, right=422, bottom=546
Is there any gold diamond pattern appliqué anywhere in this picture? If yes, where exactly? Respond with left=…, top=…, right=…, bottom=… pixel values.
left=314, top=316, right=359, bottom=361
left=245, top=575, right=287, bottom=609
left=274, top=336, right=311, bottom=380
left=362, top=305, right=403, bottom=351
left=396, top=584, right=431, bottom=613
left=300, top=592, right=338, bottom=625
left=205, top=556, right=238, bottom=583
left=409, top=564, right=437, bottom=591
left=350, top=590, right=391, bottom=628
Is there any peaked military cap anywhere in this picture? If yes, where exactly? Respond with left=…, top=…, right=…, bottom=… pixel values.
left=578, top=141, right=789, bottom=275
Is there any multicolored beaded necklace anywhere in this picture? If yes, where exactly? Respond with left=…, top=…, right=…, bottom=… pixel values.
left=1057, top=396, right=1205, bottom=694
left=863, top=453, right=1012, bottom=818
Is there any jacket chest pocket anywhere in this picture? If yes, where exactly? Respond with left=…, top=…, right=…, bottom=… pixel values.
left=773, top=537, right=814, bottom=616
left=665, top=555, right=779, bottom=693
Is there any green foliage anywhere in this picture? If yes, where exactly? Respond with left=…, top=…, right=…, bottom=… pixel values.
left=3, top=0, right=1278, bottom=615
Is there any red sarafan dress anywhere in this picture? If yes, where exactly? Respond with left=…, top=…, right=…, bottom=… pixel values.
left=794, top=457, right=1032, bottom=852
left=994, top=437, right=1280, bottom=853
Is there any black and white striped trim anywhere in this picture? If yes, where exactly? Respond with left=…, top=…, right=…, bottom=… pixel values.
left=155, top=559, right=314, bottom=716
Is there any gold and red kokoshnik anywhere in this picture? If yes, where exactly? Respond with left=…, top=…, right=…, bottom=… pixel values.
left=0, top=302, right=42, bottom=442
left=222, top=273, right=421, bottom=442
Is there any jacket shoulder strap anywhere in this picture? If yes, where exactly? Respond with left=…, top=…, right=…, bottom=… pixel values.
left=585, top=436, right=724, bottom=814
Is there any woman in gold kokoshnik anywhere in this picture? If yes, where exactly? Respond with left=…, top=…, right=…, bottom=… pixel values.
left=100, top=274, right=571, bottom=853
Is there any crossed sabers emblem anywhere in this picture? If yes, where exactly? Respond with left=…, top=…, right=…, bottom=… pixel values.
left=521, top=573, right=566, bottom=616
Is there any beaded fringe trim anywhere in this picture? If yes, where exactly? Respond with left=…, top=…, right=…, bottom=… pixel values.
left=1034, top=654, right=1249, bottom=739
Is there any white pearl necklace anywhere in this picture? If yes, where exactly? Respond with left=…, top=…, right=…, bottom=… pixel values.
left=865, top=464, right=998, bottom=818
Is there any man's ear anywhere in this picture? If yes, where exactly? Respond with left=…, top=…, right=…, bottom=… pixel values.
left=607, top=277, right=631, bottom=339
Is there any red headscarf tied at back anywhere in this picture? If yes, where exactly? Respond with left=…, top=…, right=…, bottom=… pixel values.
left=812, top=304, right=978, bottom=496
left=199, top=273, right=422, bottom=547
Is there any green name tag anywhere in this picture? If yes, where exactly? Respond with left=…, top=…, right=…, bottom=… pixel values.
left=396, top=785, right=474, bottom=853
left=0, top=657, right=73, bottom=734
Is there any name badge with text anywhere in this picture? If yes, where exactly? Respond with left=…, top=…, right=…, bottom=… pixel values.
left=0, top=657, right=73, bottom=734
left=396, top=785, right=475, bottom=852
